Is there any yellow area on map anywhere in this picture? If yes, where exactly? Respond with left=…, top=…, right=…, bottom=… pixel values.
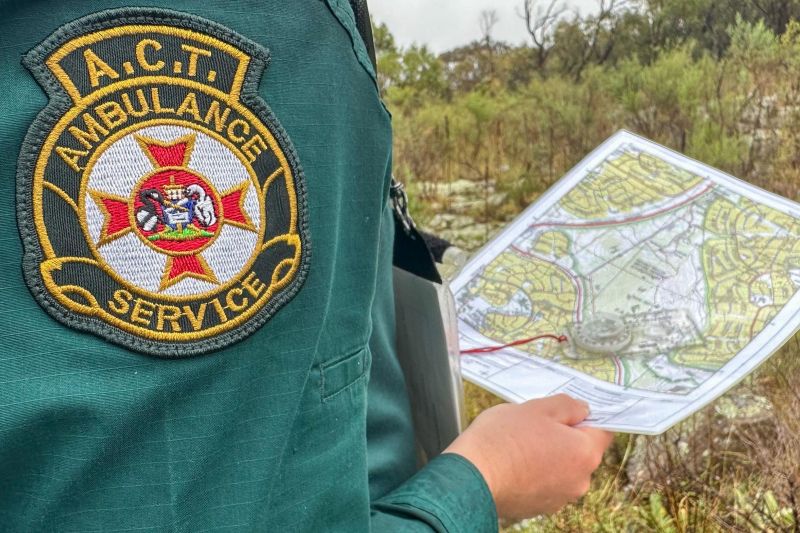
left=561, top=151, right=703, bottom=219
left=531, top=231, right=570, bottom=257
left=672, top=196, right=800, bottom=370
left=468, top=249, right=576, bottom=357
left=464, top=147, right=800, bottom=390
left=466, top=242, right=619, bottom=381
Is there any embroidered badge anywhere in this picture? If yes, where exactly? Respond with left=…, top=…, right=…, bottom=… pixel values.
left=18, top=8, right=310, bottom=357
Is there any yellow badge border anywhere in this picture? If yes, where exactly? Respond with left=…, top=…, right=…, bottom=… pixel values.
left=46, top=25, right=251, bottom=104
left=21, top=15, right=310, bottom=350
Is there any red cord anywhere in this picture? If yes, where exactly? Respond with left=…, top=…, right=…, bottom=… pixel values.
left=460, top=334, right=569, bottom=355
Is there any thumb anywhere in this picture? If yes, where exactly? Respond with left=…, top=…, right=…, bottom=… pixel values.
left=528, top=394, right=591, bottom=426
left=579, top=428, right=615, bottom=449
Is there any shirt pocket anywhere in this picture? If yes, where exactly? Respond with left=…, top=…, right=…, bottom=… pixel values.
left=266, top=345, right=373, bottom=529
left=320, top=345, right=371, bottom=402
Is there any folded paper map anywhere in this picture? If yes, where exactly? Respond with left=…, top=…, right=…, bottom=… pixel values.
left=451, top=130, right=800, bottom=434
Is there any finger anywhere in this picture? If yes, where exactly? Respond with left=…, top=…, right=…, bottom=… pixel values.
left=527, top=394, right=590, bottom=425
left=578, top=428, right=615, bottom=450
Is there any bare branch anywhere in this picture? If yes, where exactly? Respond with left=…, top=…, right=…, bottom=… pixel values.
left=570, top=0, right=631, bottom=80
left=479, top=9, right=500, bottom=46
left=519, top=0, right=567, bottom=71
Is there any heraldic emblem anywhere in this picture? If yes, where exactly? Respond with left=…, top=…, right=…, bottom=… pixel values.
left=17, top=9, right=310, bottom=357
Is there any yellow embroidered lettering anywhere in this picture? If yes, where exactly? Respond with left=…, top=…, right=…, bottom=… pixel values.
left=121, top=90, right=151, bottom=117
left=210, top=297, right=229, bottom=323
left=83, top=48, right=120, bottom=88
left=203, top=100, right=231, bottom=132
left=151, top=88, right=175, bottom=114
left=227, top=119, right=249, bottom=143
left=108, top=289, right=133, bottom=315
left=130, top=298, right=155, bottom=326
left=55, top=146, right=89, bottom=172
left=176, top=92, right=202, bottom=122
left=183, top=302, right=207, bottom=331
left=95, top=101, right=128, bottom=130
left=241, top=135, right=268, bottom=162
left=135, top=39, right=165, bottom=71
left=69, top=113, right=109, bottom=149
left=241, top=272, right=266, bottom=298
left=225, top=287, right=249, bottom=313
left=181, top=44, right=213, bottom=77
left=156, top=305, right=183, bottom=332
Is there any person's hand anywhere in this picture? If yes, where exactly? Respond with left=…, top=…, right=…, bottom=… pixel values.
left=444, top=394, right=613, bottom=520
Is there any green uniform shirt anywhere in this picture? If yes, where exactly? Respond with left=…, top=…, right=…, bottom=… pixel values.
left=0, top=1, right=498, bottom=531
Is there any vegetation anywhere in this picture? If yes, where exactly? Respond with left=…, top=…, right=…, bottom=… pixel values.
left=377, top=1, right=800, bottom=531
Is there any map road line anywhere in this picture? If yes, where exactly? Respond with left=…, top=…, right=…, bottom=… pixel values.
left=528, top=183, right=716, bottom=231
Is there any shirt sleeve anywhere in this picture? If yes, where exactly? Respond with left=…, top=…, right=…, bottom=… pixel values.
left=366, top=202, right=498, bottom=533
left=371, top=453, right=499, bottom=533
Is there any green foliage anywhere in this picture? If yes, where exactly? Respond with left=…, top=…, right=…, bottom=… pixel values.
left=642, top=493, right=681, bottom=532
left=378, top=3, right=800, bottom=241
left=378, top=3, right=800, bottom=530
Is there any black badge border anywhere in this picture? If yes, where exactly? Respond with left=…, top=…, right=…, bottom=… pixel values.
left=17, top=7, right=311, bottom=358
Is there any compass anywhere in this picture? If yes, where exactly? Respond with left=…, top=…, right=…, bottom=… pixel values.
left=570, top=313, right=632, bottom=356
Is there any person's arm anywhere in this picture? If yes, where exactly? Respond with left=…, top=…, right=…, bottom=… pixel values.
left=366, top=202, right=612, bottom=531
left=369, top=396, right=611, bottom=532
left=371, top=453, right=498, bottom=532
left=365, top=201, right=498, bottom=532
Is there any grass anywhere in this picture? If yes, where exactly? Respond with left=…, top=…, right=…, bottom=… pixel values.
left=402, top=83, right=800, bottom=528
left=418, top=142, right=800, bottom=530
left=460, top=342, right=800, bottom=532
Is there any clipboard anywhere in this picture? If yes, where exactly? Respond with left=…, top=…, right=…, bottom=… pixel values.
left=393, top=267, right=466, bottom=464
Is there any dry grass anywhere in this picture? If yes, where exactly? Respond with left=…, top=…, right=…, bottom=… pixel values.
left=458, top=342, right=800, bottom=532
left=387, top=18, right=800, bottom=530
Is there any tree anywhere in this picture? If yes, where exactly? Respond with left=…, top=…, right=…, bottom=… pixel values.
left=479, top=9, right=500, bottom=47
left=373, top=21, right=402, bottom=93
left=568, top=0, right=631, bottom=80
left=521, top=0, right=567, bottom=73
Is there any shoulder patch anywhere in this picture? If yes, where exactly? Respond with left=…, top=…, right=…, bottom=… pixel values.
left=17, top=8, right=310, bottom=357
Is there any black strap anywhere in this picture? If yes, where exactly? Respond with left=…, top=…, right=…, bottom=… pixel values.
left=389, top=181, right=443, bottom=283
left=419, top=231, right=451, bottom=263
left=348, top=1, right=443, bottom=284
left=348, top=0, right=377, bottom=69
